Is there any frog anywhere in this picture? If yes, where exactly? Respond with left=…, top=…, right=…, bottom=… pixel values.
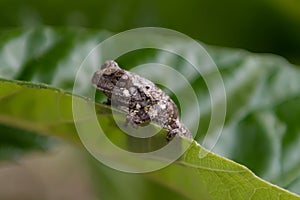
left=92, top=60, right=193, bottom=141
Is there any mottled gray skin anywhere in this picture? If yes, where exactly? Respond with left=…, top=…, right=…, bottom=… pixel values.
left=92, top=60, right=192, bottom=141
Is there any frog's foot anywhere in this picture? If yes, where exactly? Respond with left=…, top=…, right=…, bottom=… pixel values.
left=125, top=114, right=138, bottom=128
left=166, top=126, right=193, bottom=141
left=166, top=129, right=179, bottom=141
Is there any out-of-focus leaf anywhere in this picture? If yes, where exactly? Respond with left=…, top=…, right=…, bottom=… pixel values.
left=0, top=123, right=53, bottom=160
left=1, top=0, right=300, bottom=64
left=206, top=47, right=300, bottom=193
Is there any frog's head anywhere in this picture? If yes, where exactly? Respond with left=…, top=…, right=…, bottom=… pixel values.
left=92, top=60, right=129, bottom=97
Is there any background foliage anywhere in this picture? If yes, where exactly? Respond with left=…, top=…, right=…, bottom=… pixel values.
left=0, top=0, right=300, bottom=64
left=0, top=0, right=300, bottom=199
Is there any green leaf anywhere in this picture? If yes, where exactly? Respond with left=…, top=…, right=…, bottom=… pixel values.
left=0, top=27, right=300, bottom=199
left=0, top=79, right=298, bottom=199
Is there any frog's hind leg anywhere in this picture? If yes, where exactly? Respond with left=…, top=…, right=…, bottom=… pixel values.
left=125, top=114, right=138, bottom=128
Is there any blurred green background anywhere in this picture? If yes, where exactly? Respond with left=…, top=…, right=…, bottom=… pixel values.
left=1, top=0, right=300, bottom=199
left=0, top=0, right=300, bottom=64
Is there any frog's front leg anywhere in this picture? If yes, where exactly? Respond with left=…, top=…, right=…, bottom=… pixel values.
left=166, top=124, right=193, bottom=141
left=166, top=128, right=179, bottom=141
left=125, top=108, right=150, bottom=128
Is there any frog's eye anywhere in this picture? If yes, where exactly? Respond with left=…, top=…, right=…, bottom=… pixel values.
left=145, top=86, right=150, bottom=90
left=116, top=76, right=121, bottom=81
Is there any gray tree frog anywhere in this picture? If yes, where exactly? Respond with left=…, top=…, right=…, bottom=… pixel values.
left=92, top=60, right=193, bottom=141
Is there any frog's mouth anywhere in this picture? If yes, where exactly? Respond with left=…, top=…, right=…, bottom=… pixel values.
left=92, top=82, right=114, bottom=97
left=91, top=72, right=111, bottom=95
left=91, top=71, right=101, bottom=86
